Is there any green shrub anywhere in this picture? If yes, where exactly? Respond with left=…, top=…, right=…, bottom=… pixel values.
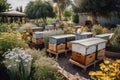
left=0, top=23, right=19, bottom=32
left=72, top=14, right=79, bottom=24
left=110, top=26, right=120, bottom=50
left=0, top=31, right=27, bottom=55
left=92, top=24, right=103, bottom=35
left=26, top=49, right=65, bottom=80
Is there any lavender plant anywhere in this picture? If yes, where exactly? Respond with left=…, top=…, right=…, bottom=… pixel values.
left=2, top=48, right=32, bottom=80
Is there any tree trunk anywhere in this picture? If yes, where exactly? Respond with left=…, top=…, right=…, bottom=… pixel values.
left=42, top=18, right=47, bottom=24
left=92, top=12, right=98, bottom=24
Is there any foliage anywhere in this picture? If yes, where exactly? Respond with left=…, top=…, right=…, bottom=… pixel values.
left=0, top=23, right=19, bottom=32
left=0, top=32, right=27, bottom=54
left=80, top=26, right=90, bottom=32
left=89, top=59, right=120, bottom=80
left=63, top=9, right=72, bottom=19
left=72, top=14, right=79, bottom=23
left=25, top=0, right=56, bottom=23
left=53, top=0, right=71, bottom=20
left=26, top=49, right=65, bottom=80
left=92, top=24, right=103, bottom=35
left=72, top=0, right=120, bottom=17
left=3, top=48, right=32, bottom=80
left=102, top=27, right=109, bottom=34
left=0, top=0, right=11, bottom=12
left=110, top=26, right=120, bottom=50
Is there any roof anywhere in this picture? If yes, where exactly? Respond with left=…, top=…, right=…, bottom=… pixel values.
left=50, top=34, right=76, bottom=39
left=95, top=33, right=112, bottom=37
left=71, top=38, right=107, bottom=47
left=0, top=10, right=26, bottom=17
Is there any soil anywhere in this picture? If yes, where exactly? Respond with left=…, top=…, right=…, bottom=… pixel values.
left=106, top=46, right=120, bottom=53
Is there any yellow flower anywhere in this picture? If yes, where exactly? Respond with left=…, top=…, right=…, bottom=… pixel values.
left=96, top=71, right=103, bottom=76
left=89, top=71, right=95, bottom=76
left=109, top=73, right=116, bottom=77
left=104, top=68, right=109, bottom=72
left=116, top=59, right=120, bottom=64
left=26, top=32, right=29, bottom=36
left=104, top=60, right=110, bottom=65
left=100, top=63, right=106, bottom=69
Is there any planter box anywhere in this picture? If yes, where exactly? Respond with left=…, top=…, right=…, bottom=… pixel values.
left=32, top=38, right=44, bottom=44
left=71, top=51, right=96, bottom=65
left=49, top=43, right=65, bottom=52
left=106, top=51, right=120, bottom=59
left=33, top=32, right=44, bottom=38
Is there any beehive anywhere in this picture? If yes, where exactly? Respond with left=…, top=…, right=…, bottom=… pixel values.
left=32, top=38, right=44, bottom=44
left=33, top=32, right=44, bottom=39
left=75, top=32, right=93, bottom=40
left=49, top=34, right=76, bottom=52
left=45, top=25, right=54, bottom=30
left=29, top=27, right=43, bottom=33
left=95, top=33, right=112, bottom=40
left=71, top=38, right=107, bottom=65
left=71, top=51, right=96, bottom=65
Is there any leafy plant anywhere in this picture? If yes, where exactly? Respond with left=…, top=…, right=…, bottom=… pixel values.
left=80, top=26, right=90, bottom=32
left=3, top=48, right=32, bottom=80
left=0, top=32, right=27, bottom=55
left=0, top=23, right=19, bottom=32
left=92, top=24, right=103, bottom=35
left=89, top=59, right=120, bottom=80
left=72, top=14, right=79, bottom=24
left=110, top=26, right=120, bottom=50
left=26, top=49, right=65, bottom=80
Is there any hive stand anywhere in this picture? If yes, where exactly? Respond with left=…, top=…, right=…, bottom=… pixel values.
left=47, top=49, right=71, bottom=60
left=69, top=56, right=106, bottom=72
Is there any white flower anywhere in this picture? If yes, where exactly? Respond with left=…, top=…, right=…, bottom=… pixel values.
left=7, top=65, right=12, bottom=68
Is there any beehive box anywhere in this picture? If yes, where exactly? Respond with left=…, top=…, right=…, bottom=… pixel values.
left=33, top=32, right=44, bottom=39
left=71, top=38, right=107, bottom=56
left=75, top=32, right=93, bottom=40
left=32, top=38, right=44, bottom=44
left=49, top=43, right=65, bottom=52
left=29, top=27, right=43, bottom=33
left=97, top=49, right=105, bottom=59
left=71, top=51, right=96, bottom=65
left=49, top=34, right=76, bottom=51
left=45, top=25, right=54, bottom=30
left=95, top=33, right=112, bottom=40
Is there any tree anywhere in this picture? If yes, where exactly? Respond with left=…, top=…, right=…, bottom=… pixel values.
left=53, top=0, right=71, bottom=21
left=16, top=7, right=19, bottom=11
left=72, top=14, right=79, bottom=24
left=20, top=6, right=23, bottom=12
left=72, top=0, right=120, bottom=23
left=63, top=9, right=72, bottom=20
left=0, top=0, right=11, bottom=12
left=25, top=0, right=56, bottom=23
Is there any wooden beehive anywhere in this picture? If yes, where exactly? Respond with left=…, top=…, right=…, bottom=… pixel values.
left=33, top=32, right=44, bottom=39
left=71, top=51, right=96, bottom=65
left=48, top=43, right=65, bottom=52
left=45, top=25, right=54, bottom=30
left=95, top=33, right=112, bottom=40
left=29, top=27, right=43, bottom=33
left=97, top=49, right=106, bottom=59
left=49, top=34, right=76, bottom=50
left=75, top=32, right=93, bottom=40
left=71, top=38, right=107, bottom=56
left=32, top=38, right=44, bottom=44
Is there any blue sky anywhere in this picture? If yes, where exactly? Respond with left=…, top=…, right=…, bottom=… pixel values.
left=7, top=0, right=35, bottom=10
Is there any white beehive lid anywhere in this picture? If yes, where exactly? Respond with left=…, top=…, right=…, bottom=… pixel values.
left=51, top=34, right=76, bottom=39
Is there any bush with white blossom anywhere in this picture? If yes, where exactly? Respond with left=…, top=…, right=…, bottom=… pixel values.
left=2, top=48, right=32, bottom=80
